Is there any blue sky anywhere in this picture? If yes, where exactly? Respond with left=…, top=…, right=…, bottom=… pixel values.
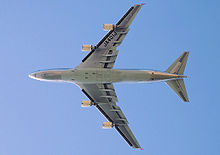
left=0, top=0, right=220, bottom=154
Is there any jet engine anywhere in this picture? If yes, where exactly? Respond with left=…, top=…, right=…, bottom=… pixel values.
left=82, top=45, right=94, bottom=51
left=81, top=100, right=94, bottom=107
left=102, top=122, right=113, bottom=129
left=103, top=24, right=115, bottom=31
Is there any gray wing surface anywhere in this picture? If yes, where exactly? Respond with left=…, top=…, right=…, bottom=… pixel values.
left=78, top=83, right=141, bottom=148
left=77, top=4, right=143, bottom=69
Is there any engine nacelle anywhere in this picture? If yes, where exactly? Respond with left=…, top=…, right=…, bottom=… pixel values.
left=81, top=100, right=94, bottom=107
left=102, top=122, right=113, bottom=129
left=103, top=24, right=115, bottom=31
left=82, top=45, right=94, bottom=51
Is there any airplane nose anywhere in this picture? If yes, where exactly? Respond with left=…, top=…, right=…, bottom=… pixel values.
left=29, top=73, right=36, bottom=79
left=29, top=73, right=42, bottom=80
left=29, top=72, right=45, bottom=80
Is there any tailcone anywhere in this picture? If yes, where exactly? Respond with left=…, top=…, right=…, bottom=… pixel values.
left=150, top=71, right=185, bottom=81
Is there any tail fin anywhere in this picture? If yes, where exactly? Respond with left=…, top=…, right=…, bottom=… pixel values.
left=166, top=52, right=189, bottom=102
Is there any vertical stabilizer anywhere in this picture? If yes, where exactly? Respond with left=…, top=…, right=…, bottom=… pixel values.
left=166, top=52, right=189, bottom=102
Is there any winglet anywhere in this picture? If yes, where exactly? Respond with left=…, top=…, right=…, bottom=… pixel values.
left=140, top=3, right=146, bottom=6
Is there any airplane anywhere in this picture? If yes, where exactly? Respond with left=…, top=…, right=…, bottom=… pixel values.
left=29, top=4, right=189, bottom=149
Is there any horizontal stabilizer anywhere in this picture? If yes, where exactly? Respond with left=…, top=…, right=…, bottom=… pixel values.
left=166, top=79, right=189, bottom=102
left=166, top=52, right=189, bottom=102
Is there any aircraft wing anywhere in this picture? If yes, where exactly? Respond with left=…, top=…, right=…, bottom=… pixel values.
left=77, top=4, right=143, bottom=69
left=77, top=83, right=141, bottom=148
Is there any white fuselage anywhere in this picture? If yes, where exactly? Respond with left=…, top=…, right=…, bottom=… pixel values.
left=29, top=68, right=185, bottom=84
left=62, top=69, right=152, bottom=83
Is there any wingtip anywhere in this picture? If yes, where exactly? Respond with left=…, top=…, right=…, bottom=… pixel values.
left=184, top=51, right=190, bottom=55
left=139, top=148, right=144, bottom=150
left=136, top=3, right=146, bottom=6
